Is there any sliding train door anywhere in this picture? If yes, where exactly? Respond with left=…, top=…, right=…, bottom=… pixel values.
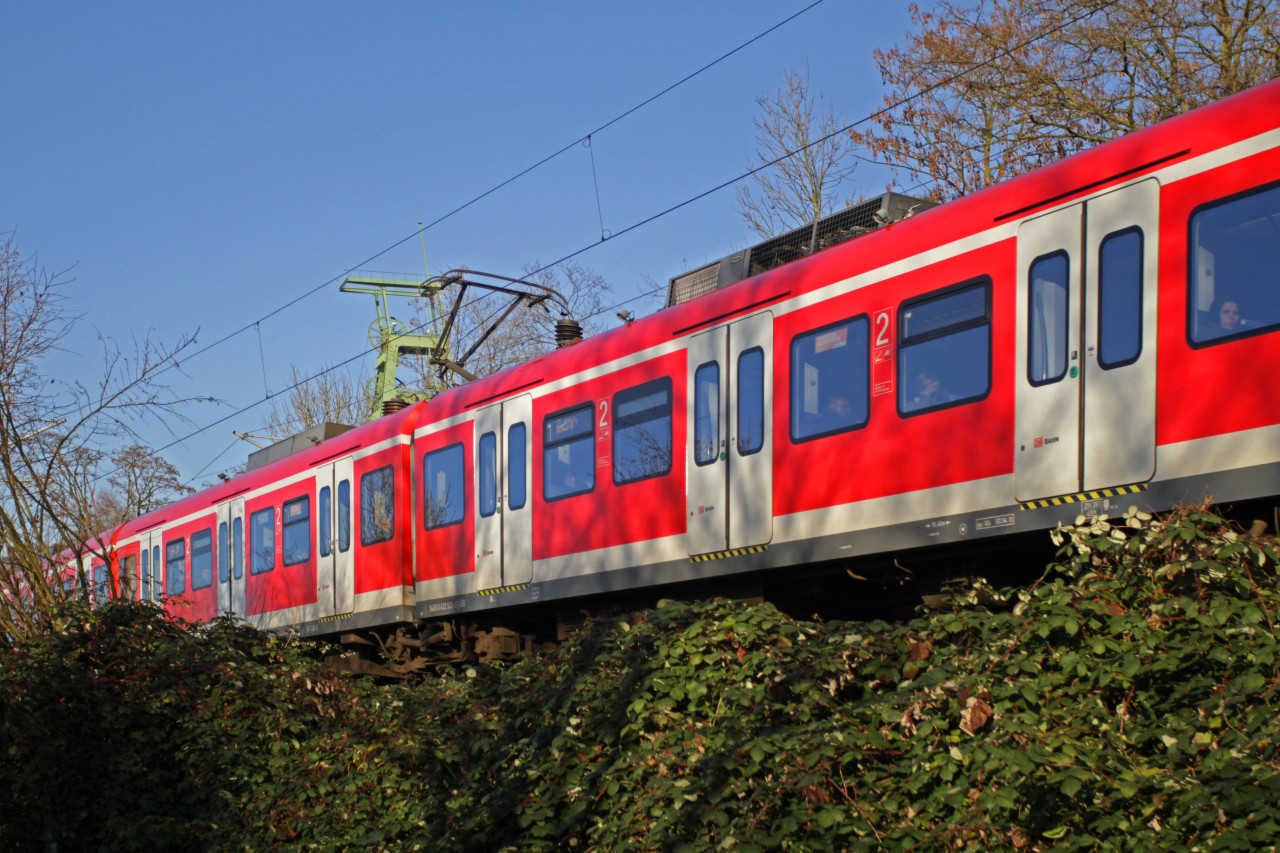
left=1015, top=179, right=1159, bottom=501
left=686, top=311, right=774, bottom=556
left=315, top=458, right=355, bottom=619
left=215, top=496, right=246, bottom=616
left=474, top=394, right=533, bottom=591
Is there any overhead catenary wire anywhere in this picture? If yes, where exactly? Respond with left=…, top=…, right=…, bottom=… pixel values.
left=126, top=0, right=1139, bottom=484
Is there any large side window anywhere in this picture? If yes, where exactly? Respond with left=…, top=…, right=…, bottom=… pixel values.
left=119, top=554, right=136, bottom=599
left=479, top=432, right=498, bottom=518
left=1028, top=253, right=1069, bottom=386
left=544, top=404, right=594, bottom=500
left=790, top=316, right=870, bottom=442
left=1098, top=228, right=1143, bottom=368
left=613, top=378, right=673, bottom=485
left=360, top=466, right=395, bottom=546
left=1189, top=182, right=1280, bottom=344
left=93, top=564, right=109, bottom=605
left=899, top=279, right=992, bottom=415
left=737, top=348, right=765, bottom=455
left=694, top=362, right=720, bottom=466
left=282, top=496, right=311, bottom=566
left=191, top=529, right=213, bottom=591
left=425, top=443, right=465, bottom=529
left=508, top=423, right=527, bottom=511
left=250, top=507, right=276, bottom=575
left=165, top=539, right=186, bottom=596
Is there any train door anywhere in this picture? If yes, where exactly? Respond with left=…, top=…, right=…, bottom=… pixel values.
left=475, top=395, right=534, bottom=591
left=1015, top=179, right=1159, bottom=501
left=140, top=529, right=163, bottom=603
left=686, top=311, right=774, bottom=556
left=215, top=497, right=246, bottom=616
left=316, top=459, right=355, bottom=618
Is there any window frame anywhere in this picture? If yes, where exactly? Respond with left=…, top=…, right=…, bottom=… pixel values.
left=1097, top=226, right=1145, bottom=370
left=424, top=442, right=466, bottom=530
left=693, top=362, right=720, bottom=467
left=736, top=347, right=766, bottom=456
left=508, top=423, right=527, bottom=511
left=190, top=528, right=213, bottom=591
left=249, top=506, right=276, bottom=575
left=789, top=314, right=871, bottom=443
left=897, top=277, right=994, bottom=417
left=1187, top=179, right=1280, bottom=348
left=542, top=402, right=595, bottom=502
left=612, top=377, right=674, bottom=486
left=360, top=465, right=396, bottom=547
left=165, top=538, right=186, bottom=597
left=282, top=495, right=311, bottom=567
left=1027, top=251, right=1071, bottom=388
left=479, top=431, right=498, bottom=518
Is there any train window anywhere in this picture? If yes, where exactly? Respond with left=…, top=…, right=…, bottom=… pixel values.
left=613, top=378, right=673, bottom=485
left=140, top=547, right=151, bottom=600
left=120, top=554, right=136, bottom=598
left=479, top=432, right=498, bottom=518
left=218, top=522, right=230, bottom=583
left=508, top=423, right=527, bottom=511
left=899, top=278, right=992, bottom=415
left=165, top=539, right=186, bottom=597
left=1098, top=228, right=1143, bottom=368
left=282, top=496, right=311, bottom=566
left=543, top=403, right=594, bottom=501
left=151, top=545, right=160, bottom=599
left=737, top=348, right=765, bottom=455
left=790, top=316, right=870, bottom=442
left=361, top=466, right=395, bottom=546
left=425, top=444, right=465, bottom=529
left=1189, top=182, right=1280, bottom=345
left=337, top=481, right=351, bottom=553
left=191, top=529, right=213, bottom=590
left=93, top=564, right=109, bottom=605
left=250, top=507, right=276, bottom=575
left=1028, top=252, right=1069, bottom=386
left=319, top=486, right=332, bottom=558
left=694, top=362, right=720, bottom=466
left=232, top=517, right=244, bottom=580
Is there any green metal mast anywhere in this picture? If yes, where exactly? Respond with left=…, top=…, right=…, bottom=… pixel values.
left=339, top=272, right=444, bottom=420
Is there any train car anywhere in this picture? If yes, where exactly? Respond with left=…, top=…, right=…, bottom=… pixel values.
left=78, top=76, right=1280, bottom=665
left=109, top=404, right=422, bottom=637
left=397, top=76, right=1280, bottom=658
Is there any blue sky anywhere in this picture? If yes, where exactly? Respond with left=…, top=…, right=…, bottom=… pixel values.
left=2, top=1, right=921, bottom=484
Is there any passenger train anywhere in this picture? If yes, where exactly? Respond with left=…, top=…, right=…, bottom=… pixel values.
left=80, top=78, right=1280, bottom=666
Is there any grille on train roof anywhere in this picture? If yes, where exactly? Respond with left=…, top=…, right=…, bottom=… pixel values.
left=665, top=191, right=936, bottom=308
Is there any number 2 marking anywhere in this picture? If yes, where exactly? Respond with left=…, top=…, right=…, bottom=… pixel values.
left=874, top=310, right=891, bottom=347
left=598, top=400, right=609, bottom=428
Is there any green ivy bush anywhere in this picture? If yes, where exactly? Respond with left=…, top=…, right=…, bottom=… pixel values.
left=1, top=504, right=1278, bottom=850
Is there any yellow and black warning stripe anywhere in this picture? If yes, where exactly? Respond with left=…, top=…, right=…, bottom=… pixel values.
left=1019, top=483, right=1146, bottom=511
left=319, top=611, right=355, bottom=623
left=478, top=583, right=529, bottom=597
left=691, top=544, right=769, bottom=563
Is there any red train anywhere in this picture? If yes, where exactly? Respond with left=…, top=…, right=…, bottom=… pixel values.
left=82, top=78, right=1280, bottom=664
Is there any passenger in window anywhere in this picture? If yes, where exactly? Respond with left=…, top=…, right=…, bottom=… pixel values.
left=1217, top=299, right=1250, bottom=333
left=911, top=372, right=955, bottom=408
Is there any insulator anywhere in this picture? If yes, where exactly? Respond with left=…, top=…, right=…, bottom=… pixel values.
left=555, top=318, right=583, bottom=347
left=382, top=398, right=408, bottom=417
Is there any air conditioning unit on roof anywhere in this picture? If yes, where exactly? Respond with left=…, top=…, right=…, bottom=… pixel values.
left=666, top=191, right=936, bottom=308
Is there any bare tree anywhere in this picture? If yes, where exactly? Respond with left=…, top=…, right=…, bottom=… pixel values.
left=735, top=66, right=861, bottom=239
left=262, top=363, right=375, bottom=437
left=0, top=235, right=196, bottom=639
left=859, top=0, right=1280, bottom=199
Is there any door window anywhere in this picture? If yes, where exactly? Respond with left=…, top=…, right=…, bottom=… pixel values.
left=1028, top=253, right=1070, bottom=386
left=736, top=348, right=765, bottom=455
left=1098, top=228, right=1144, bottom=368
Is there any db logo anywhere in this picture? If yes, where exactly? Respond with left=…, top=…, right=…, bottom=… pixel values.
left=1033, top=437, right=1044, bottom=448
